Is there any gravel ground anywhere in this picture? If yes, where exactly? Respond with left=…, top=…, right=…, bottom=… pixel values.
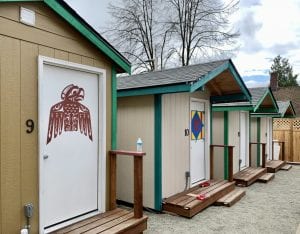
left=145, top=165, right=300, bottom=234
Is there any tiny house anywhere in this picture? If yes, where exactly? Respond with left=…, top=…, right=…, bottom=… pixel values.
left=0, top=1, right=132, bottom=233
left=117, top=59, right=251, bottom=211
left=212, top=87, right=278, bottom=185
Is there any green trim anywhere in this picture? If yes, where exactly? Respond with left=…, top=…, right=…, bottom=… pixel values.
left=0, top=0, right=41, bottom=1
left=210, top=93, right=248, bottom=104
left=254, top=89, right=278, bottom=113
left=118, top=84, right=190, bottom=97
left=251, top=113, right=280, bottom=118
left=43, top=0, right=130, bottom=73
left=111, top=66, right=117, bottom=149
left=228, top=62, right=251, bottom=102
left=255, top=107, right=278, bottom=113
left=212, top=105, right=253, bottom=112
left=224, top=111, right=229, bottom=179
left=210, top=103, right=213, bottom=144
left=154, top=94, right=162, bottom=211
left=257, top=118, right=261, bottom=167
left=190, top=61, right=229, bottom=92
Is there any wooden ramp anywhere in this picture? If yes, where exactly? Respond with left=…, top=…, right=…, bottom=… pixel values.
left=257, top=173, right=275, bottom=183
left=266, top=160, right=286, bottom=173
left=281, top=164, right=292, bottom=171
left=233, top=167, right=267, bottom=187
left=51, top=208, right=147, bottom=234
left=162, top=180, right=235, bottom=218
left=214, top=188, right=246, bottom=207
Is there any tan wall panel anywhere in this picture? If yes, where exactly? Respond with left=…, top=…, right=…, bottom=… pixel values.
left=38, top=45, right=55, bottom=57
left=0, top=35, right=21, bottom=233
left=162, top=91, right=209, bottom=198
left=82, top=56, right=94, bottom=66
left=250, top=117, right=258, bottom=167
left=69, top=53, right=82, bottom=64
left=228, top=111, right=240, bottom=174
left=20, top=41, right=39, bottom=233
left=117, top=96, right=155, bottom=208
left=212, top=112, right=225, bottom=179
left=54, top=49, right=69, bottom=60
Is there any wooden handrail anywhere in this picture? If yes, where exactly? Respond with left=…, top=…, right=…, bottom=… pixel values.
left=210, top=145, right=234, bottom=182
left=109, top=150, right=146, bottom=218
left=272, top=141, right=285, bottom=161
left=249, top=142, right=266, bottom=168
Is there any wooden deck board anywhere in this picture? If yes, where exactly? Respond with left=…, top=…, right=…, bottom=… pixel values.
left=257, top=173, right=275, bottom=183
left=266, top=160, right=286, bottom=173
left=51, top=208, right=147, bottom=234
left=214, top=189, right=246, bottom=207
left=281, top=164, right=292, bottom=171
left=163, top=180, right=235, bottom=218
left=233, top=167, right=267, bottom=186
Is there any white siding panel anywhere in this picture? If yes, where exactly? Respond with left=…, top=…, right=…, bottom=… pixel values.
left=250, top=117, right=258, bottom=166
left=116, top=96, right=155, bottom=208
left=228, top=111, right=240, bottom=174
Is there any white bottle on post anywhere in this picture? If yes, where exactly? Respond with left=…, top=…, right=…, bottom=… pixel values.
left=136, top=137, right=143, bottom=152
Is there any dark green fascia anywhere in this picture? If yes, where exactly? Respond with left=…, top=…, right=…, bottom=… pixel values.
left=251, top=113, right=280, bottom=118
left=154, top=94, right=162, bottom=211
left=190, top=61, right=229, bottom=92
left=212, top=105, right=253, bottom=112
left=254, top=88, right=278, bottom=113
left=43, top=0, right=130, bottom=73
left=210, top=93, right=248, bottom=104
left=224, top=111, right=229, bottom=180
left=256, top=118, right=261, bottom=167
left=254, top=107, right=278, bottom=113
left=228, top=61, right=252, bottom=102
left=0, top=0, right=40, bottom=1
left=117, top=84, right=190, bottom=97
left=111, top=66, right=117, bottom=149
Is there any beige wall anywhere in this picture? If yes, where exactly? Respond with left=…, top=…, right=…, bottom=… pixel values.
left=0, top=3, right=113, bottom=233
left=116, top=96, right=155, bottom=208
left=211, top=112, right=225, bottom=179
left=250, top=117, right=258, bottom=166
left=162, top=91, right=210, bottom=198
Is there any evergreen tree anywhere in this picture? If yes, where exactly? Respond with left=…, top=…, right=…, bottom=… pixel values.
left=270, top=55, right=299, bottom=87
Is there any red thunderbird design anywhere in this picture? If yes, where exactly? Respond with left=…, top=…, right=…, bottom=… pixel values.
left=46, top=84, right=93, bottom=144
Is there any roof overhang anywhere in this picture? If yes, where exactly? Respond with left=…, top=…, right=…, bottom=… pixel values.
left=118, top=60, right=252, bottom=102
left=276, top=101, right=296, bottom=118
left=252, top=88, right=279, bottom=114
left=1, top=0, right=131, bottom=73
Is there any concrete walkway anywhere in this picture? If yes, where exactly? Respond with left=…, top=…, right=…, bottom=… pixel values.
left=145, top=165, right=300, bottom=234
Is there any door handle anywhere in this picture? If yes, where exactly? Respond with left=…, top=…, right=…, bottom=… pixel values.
left=43, top=155, right=49, bottom=160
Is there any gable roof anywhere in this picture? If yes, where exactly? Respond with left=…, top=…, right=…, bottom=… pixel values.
left=117, top=59, right=251, bottom=103
left=1, top=0, right=131, bottom=73
left=212, top=87, right=279, bottom=115
left=277, top=101, right=296, bottom=117
left=272, top=86, right=300, bottom=117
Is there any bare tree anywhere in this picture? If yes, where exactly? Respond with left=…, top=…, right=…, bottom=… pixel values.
left=104, top=0, right=238, bottom=72
left=105, top=0, right=175, bottom=72
left=167, top=0, right=239, bottom=66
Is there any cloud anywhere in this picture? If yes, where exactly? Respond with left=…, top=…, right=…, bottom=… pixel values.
left=245, top=79, right=269, bottom=88
left=239, top=0, right=262, bottom=7
left=268, top=42, right=299, bottom=56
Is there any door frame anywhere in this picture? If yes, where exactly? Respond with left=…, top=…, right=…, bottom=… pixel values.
left=38, top=56, right=106, bottom=233
left=239, top=111, right=249, bottom=170
left=189, top=98, right=210, bottom=186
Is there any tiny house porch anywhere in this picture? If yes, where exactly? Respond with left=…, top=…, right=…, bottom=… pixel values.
left=51, top=150, right=148, bottom=234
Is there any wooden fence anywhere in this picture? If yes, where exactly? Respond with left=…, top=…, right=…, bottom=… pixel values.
left=273, top=118, right=300, bottom=162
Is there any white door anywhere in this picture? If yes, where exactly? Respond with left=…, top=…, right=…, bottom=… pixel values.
left=239, top=112, right=248, bottom=169
left=39, top=57, right=106, bottom=233
left=190, top=100, right=206, bottom=185
left=267, top=118, right=273, bottom=160
left=260, top=118, right=268, bottom=163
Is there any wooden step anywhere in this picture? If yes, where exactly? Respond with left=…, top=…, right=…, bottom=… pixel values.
left=214, top=189, right=246, bottom=207
left=280, top=164, right=292, bottom=171
left=257, top=173, right=275, bottom=183
left=234, top=167, right=267, bottom=187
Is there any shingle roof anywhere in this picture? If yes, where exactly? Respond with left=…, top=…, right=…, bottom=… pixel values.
left=248, top=87, right=268, bottom=106
left=273, top=86, right=299, bottom=117
left=117, top=59, right=228, bottom=90
left=277, top=101, right=291, bottom=116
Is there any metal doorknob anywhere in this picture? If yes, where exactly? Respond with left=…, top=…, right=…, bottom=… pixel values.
left=43, top=155, right=49, bottom=160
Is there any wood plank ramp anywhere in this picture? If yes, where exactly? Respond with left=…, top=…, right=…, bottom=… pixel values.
left=281, top=164, right=292, bottom=171
left=51, top=208, right=147, bottom=234
left=162, top=180, right=235, bottom=218
left=214, top=188, right=246, bottom=207
left=233, top=167, right=267, bottom=187
left=257, top=173, right=275, bottom=183
left=266, top=160, right=286, bottom=173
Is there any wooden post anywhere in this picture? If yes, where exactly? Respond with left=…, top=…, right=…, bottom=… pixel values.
left=282, top=142, right=285, bottom=161
left=249, top=143, right=252, bottom=167
left=210, top=145, right=214, bottom=180
left=262, top=143, right=266, bottom=168
left=134, top=156, right=143, bottom=218
left=228, top=146, right=233, bottom=182
left=109, top=152, right=117, bottom=210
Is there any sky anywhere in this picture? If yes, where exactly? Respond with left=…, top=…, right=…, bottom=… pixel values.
left=65, top=0, right=300, bottom=88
